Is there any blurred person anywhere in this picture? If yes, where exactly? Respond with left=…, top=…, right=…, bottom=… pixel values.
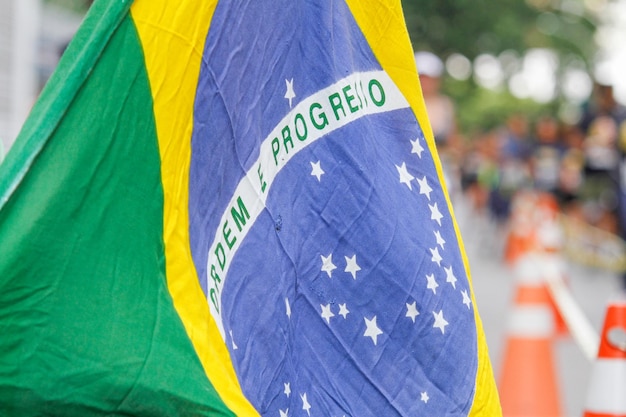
left=555, top=124, right=586, bottom=220
left=414, top=51, right=456, bottom=148
left=460, top=131, right=500, bottom=218
left=460, top=137, right=485, bottom=212
left=529, top=115, right=566, bottom=196
left=414, top=51, right=462, bottom=200
left=556, top=148, right=585, bottom=216
left=578, top=84, right=626, bottom=234
left=500, top=113, right=533, bottom=162
left=578, top=83, right=626, bottom=288
left=489, top=114, right=533, bottom=223
left=580, top=83, right=626, bottom=134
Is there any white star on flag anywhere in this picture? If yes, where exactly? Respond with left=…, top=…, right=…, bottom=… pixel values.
left=429, top=247, right=442, bottom=267
left=426, top=273, right=439, bottom=294
left=462, top=290, right=472, bottom=309
left=320, top=304, right=335, bottom=324
left=395, top=162, right=415, bottom=190
left=301, top=393, right=311, bottom=416
left=411, top=137, right=425, bottom=158
left=280, top=409, right=289, bottom=417
left=416, top=176, right=433, bottom=200
left=284, top=382, right=291, bottom=397
left=284, top=78, right=296, bottom=108
left=344, top=254, right=361, bottom=279
left=444, top=266, right=457, bottom=289
left=320, top=254, right=337, bottom=277
left=433, top=310, right=449, bottom=334
left=405, top=301, right=419, bottom=323
left=429, top=202, right=444, bottom=226
left=434, top=230, right=446, bottom=249
left=364, top=316, right=383, bottom=345
left=285, top=297, right=291, bottom=318
left=310, top=160, right=324, bottom=181
left=420, top=391, right=429, bottom=403
left=338, top=303, right=350, bottom=319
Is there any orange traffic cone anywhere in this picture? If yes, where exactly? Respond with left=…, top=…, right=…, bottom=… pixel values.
left=583, top=299, right=626, bottom=417
left=533, top=193, right=570, bottom=339
left=507, top=190, right=570, bottom=339
left=499, top=253, right=563, bottom=417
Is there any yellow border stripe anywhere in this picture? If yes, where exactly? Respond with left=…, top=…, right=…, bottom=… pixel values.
left=344, top=1, right=502, bottom=416
left=130, top=1, right=259, bottom=415
left=130, top=0, right=499, bottom=414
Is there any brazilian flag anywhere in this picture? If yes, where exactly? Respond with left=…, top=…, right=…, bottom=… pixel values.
left=0, top=1, right=501, bottom=416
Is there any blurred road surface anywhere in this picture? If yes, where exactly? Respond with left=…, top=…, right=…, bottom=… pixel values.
left=454, top=196, right=625, bottom=417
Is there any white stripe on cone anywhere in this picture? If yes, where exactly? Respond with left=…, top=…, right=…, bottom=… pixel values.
left=508, top=305, right=554, bottom=338
left=513, top=254, right=545, bottom=285
left=513, top=253, right=565, bottom=286
left=585, top=359, right=626, bottom=414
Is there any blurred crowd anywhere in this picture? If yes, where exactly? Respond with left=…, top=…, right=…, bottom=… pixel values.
left=416, top=52, right=626, bottom=244
left=457, top=97, right=626, bottom=233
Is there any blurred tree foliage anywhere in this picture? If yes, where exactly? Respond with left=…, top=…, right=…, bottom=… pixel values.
left=45, top=0, right=599, bottom=134
left=43, top=0, right=92, bottom=13
left=401, top=0, right=597, bottom=64
left=400, top=0, right=599, bottom=134
left=446, top=79, right=553, bottom=134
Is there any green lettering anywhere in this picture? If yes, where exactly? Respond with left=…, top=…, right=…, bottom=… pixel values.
left=368, top=79, right=385, bottom=107
left=209, top=288, right=220, bottom=314
left=271, top=137, right=280, bottom=166
left=231, top=196, right=250, bottom=232
left=215, top=242, right=226, bottom=270
left=210, top=264, right=221, bottom=286
left=257, top=164, right=267, bottom=193
left=282, top=126, right=293, bottom=153
left=342, top=85, right=359, bottom=113
left=223, top=220, right=236, bottom=250
left=328, top=92, right=346, bottom=121
left=294, top=113, right=308, bottom=141
left=310, top=102, right=329, bottom=130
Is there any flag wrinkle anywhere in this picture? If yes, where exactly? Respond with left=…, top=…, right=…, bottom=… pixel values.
left=272, top=222, right=302, bottom=288
left=426, top=345, right=476, bottom=410
left=80, top=118, right=130, bottom=200
left=112, top=299, right=163, bottom=413
left=300, top=343, right=403, bottom=417
left=295, top=300, right=406, bottom=416
left=132, top=18, right=208, bottom=66
left=429, top=376, right=469, bottom=415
